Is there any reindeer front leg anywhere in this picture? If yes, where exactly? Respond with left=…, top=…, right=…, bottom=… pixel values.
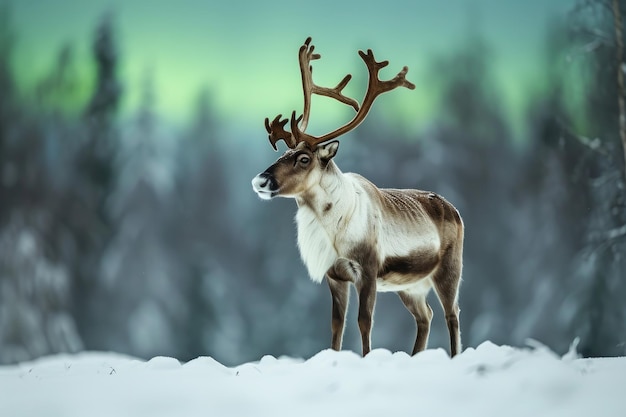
left=327, top=278, right=349, bottom=351
left=326, top=257, right=360, bottom=351
left=329, top=255, right=377, bottom=356
left=356, top=277, right=376, bottom=356
left=354, top=249, right=379, bottom=356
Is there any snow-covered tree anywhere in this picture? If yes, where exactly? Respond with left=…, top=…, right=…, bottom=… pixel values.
left=566, top=0, right=626, bottom=357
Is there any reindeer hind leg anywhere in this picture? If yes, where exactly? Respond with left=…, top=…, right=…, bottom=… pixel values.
left=398, top=290, right=433, bottom=355
left=432, top=245, right=463, bottom=357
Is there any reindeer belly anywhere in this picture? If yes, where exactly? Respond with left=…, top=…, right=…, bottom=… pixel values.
left=376, top=274, right=434, bottom=293
left=376, top=239, right=441, bottom=293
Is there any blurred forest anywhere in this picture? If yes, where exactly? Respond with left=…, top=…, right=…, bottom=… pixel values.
left=1, top=1, right=625, bottom=366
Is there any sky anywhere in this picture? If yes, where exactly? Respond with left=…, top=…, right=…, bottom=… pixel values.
left=9, top=0, right=578, bottom=135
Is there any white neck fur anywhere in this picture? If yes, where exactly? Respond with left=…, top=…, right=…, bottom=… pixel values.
left=295, top=163, right=360, bottom=282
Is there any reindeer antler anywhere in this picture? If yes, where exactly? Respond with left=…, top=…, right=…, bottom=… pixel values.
left=265, top=38, right=415, bottom=150
left=265, top=114, right=297, bottom=151
left=298, top=37, right=359, bottom=132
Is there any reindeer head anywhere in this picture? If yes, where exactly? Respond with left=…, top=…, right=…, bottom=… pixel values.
left=252, top=37, right=415, bottom=200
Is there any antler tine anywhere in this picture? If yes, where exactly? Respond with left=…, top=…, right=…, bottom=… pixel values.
left=292, top=47, right=415, bottom=148
left=265, top=114, right=297, bottom=151
left=359, top=49, right=416, bottom=94
left=299, top=37, right=359, bottom=132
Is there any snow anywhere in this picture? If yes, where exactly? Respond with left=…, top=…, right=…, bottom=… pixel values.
left=0, top=342, right=624, bottom=417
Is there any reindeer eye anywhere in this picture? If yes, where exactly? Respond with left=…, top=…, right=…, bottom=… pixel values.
left=298, top=155, right=310, bottom=165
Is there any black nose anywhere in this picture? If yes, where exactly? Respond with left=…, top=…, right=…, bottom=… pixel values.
left=260, top=172, right=278, bottom=190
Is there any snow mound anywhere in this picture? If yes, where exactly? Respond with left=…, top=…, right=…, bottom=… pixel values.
left=0, top=342, right=624, bottom=417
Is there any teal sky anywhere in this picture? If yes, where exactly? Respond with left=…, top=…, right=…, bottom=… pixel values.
left=10, top=0, right=577, bottom=136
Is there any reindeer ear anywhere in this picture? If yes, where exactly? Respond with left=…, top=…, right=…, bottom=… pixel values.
left=318, top=141, right=339, bottom=163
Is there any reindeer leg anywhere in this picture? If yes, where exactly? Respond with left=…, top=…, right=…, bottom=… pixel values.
left=326, top=257, right=359, bottom=351
left=355, top=277, right=376, bottom=356
left=327, top=256, right=376, bottom=356
left=432, top=246, right=463, bottom=357
left=326, top=278, right=349, bottom=351
left=398, top=290, right=433, bottom=355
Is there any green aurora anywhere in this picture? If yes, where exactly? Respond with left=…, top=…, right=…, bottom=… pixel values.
left=9, top=0, right=580, bottom=138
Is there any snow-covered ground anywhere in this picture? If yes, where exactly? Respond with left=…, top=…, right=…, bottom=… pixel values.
left=1, top=341, right=624, bottom=417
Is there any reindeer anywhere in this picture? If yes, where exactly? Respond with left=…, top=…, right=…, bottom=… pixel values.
left=252, top=38, right=464, bottom=357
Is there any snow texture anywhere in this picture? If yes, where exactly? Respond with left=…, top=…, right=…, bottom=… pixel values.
left=0, top=341, right=624, bottom=417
